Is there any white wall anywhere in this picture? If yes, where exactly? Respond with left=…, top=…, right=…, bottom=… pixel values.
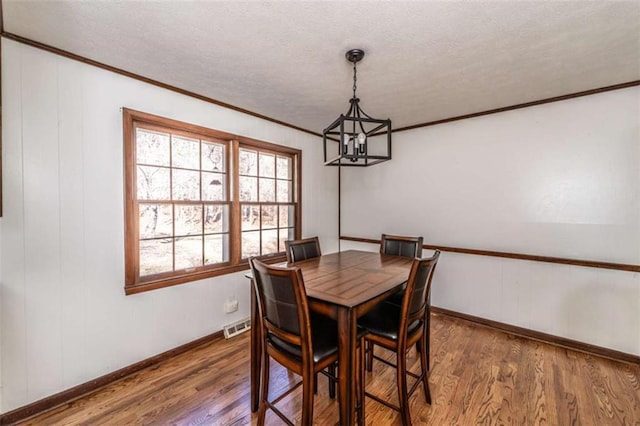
left=341, top=86, right=640, bottom=355
left=0, top=39, right=337, bottom=412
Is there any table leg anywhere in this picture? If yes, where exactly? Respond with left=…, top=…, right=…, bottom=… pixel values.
left=337, top=307, right=357, bottom=425
left=250, top=282, right=261, bottom=412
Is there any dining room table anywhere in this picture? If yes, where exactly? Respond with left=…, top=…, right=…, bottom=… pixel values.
left=247, top=249, right=414, bottom=425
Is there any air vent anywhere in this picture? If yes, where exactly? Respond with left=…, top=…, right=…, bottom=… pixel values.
left=223, top=317, right=251, bottom=339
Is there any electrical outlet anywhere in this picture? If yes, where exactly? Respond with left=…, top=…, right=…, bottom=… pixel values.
left=224, top=298, right=239, bottom=313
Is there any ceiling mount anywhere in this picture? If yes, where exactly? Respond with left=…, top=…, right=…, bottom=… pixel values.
left=345, top=49, right=365, bottom=64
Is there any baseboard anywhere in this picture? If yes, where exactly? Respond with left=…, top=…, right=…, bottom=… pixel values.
left=0, top=330, right=224, bottom=425
left=432, top=306, right=640, bottom=365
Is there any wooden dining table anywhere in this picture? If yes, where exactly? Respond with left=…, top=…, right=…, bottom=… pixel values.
left=248, top=249, right=414, bottom=425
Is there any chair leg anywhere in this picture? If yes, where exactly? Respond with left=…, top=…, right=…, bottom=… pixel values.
left=301, top=366, right=315, bottom=426
left=418, top=336, right=432, bottom=404
left=357, top=338, right=365, bottom=426
left=258, top=354, right=270, bottom=426
left=366, top=340, right=374, bottom=372
left=328, top=363, right=336, bottom=399
left=426, top=320, right=431, bottom=371
left=397, top=350, right=412, bottom=426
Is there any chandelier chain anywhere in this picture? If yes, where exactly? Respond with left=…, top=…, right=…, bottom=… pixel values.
left=352, top=62, right=357, bottom=99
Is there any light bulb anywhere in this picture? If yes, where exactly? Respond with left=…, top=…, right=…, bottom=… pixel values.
left=357, top=133, right=366, bottom=154
left=342, top=133, right=350, bottom=155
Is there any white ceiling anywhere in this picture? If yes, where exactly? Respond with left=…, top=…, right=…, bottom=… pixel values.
left=3, top=1, right=640, bottom=133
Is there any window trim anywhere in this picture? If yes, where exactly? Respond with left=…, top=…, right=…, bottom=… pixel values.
left=123, top=108, right=301, bottom=295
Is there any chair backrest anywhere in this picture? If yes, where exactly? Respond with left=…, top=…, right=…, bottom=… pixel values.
left=249, top=257, right=311, bottom=351
left=285, top=236, right=322, bottom=263
left=380, top=234, right=423, bottom=258
left=401, top=250, right=441, bottom=332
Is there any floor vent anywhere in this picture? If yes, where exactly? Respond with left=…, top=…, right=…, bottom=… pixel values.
left=223, top=317, right=251, bottom=339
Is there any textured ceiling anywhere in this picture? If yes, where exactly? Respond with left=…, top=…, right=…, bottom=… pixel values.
left=3, top=1, right=640, bottom=133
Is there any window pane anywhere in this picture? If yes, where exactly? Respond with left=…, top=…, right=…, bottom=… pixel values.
left=175, top=204, right=202, bottom=237
left=239, top=176, right=257, bottom=202
left=137, top=129, right=170, bottom=166
left=239, top=149, right=257, bottom=175
left=175, top=236, right=203, bottom=270
left=202, top=172, right=226, bottom=201
left=172, top=169, right=200, bottom=200
left=241, top=205, right=260, bottom=231
left=202, top=142, right=225, bottom=172
left=262, top=229, right=278, bottom=254
left=278, top=228, right=295, bottom=252
left=276, top=156, right=291, bottom=179
left=242, top=231, right=260, bottom=258
left=259, top=178, right=275, bottom=202
left=205, top=234, right=228, bottom=265
left=276, top=180, right=291, bottom=203
left=138, top=166, right=170, bottom=200
left=259, top=153, right=275, bottom=178
left=172, top=135, right=200, bottom=169
left=279, top=205, right=294, bottom=228
left=140, top=203, right=173, bottom=239
left=205, top=205, right=228, bottom=233
left=140, top=238, right=173, bottom=276
left=261, top=205, right=277, bottom=229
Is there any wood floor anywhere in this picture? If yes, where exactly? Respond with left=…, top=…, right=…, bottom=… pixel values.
left=19, top=313, right=640, bottom=425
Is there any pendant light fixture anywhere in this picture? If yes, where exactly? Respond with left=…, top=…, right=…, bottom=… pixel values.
left=323, top=49, right=392, bottom=166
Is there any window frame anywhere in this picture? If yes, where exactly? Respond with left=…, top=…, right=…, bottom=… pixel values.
left=236, top=145, right=298, bottom=260
left=123, top=108, right=301, bottom=295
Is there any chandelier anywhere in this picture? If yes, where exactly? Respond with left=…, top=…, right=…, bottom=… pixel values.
left=323, top=49, right=392, bottom=167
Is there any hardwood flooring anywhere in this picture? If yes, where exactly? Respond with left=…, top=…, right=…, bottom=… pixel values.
left=18, top=313, right=640, bottom=425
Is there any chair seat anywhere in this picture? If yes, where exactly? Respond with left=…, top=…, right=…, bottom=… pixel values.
left=270, top=314, right=368, bottom=363
left=359, top=302, right=421, bottom=341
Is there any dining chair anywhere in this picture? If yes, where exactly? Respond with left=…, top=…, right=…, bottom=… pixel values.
left=285, top=236, right=322, bottom=263
left=379, top=233, right=423, bottom=305
left=373, top=234, right=426, bottom=367
left=283, top=236, right=336, bottom=397
left=359, top=250, right=440, bottom=426
left=380, top=233, right=423, bottom=259
left=249, top=257, right=364, bottom=425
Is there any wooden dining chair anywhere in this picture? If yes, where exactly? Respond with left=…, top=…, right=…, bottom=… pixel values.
left=283, top=236, right=337, bottom=397
left=359, top=250, right=440, bottom=426
left=373, top=234, right=426, bottom=367
left=285, top=236, right=322, bottom=263
left=380, top=233, right=423, bottom=259
left=379, top=233, right=423, bottom=307
left=249, top=257, right=364, bottom=425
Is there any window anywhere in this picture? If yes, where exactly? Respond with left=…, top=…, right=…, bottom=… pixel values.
left=238, top=147, right=295, bottom=258
left=123, top=109, right=301, bottom=294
